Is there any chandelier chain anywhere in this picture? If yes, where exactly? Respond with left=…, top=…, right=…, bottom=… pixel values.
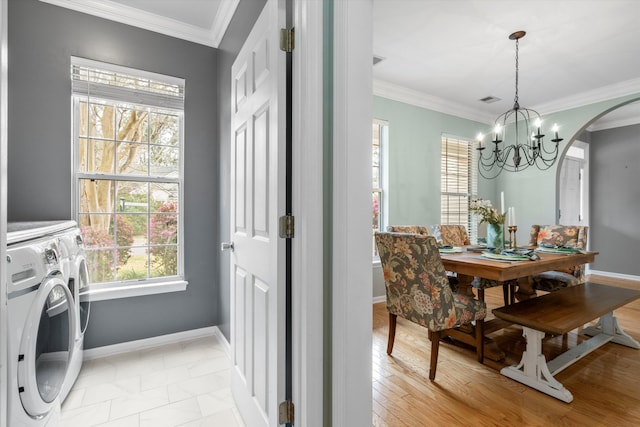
left=514, top=38, right=519, bottom=105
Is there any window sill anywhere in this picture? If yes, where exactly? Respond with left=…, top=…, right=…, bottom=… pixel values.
left=81, top=279, right=188, bottom=302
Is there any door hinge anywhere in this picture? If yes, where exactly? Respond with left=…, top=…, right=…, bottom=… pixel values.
left=279, top=215, right=295, bottom=238
left=280, top=28, right=295, bottom=52
left=279, top=400, right=295, bottom=424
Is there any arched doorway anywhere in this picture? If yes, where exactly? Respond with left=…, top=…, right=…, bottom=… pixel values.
left=558, top=99, right=640, bottom=274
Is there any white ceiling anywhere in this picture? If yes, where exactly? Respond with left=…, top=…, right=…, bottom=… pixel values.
left=372, top=0, right=640, bottom=128
left=42, top=0, right=640, bottom=130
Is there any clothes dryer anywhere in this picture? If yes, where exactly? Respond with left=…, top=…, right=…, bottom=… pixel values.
left=6, top=222, right=79, bottom=426
left=54, top=223, right=89, bottom=402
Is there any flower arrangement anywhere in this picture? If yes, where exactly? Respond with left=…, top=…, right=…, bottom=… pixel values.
left=469, top=198, right=506, bottom=225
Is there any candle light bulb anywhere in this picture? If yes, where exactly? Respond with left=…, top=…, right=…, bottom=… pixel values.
left=552, top=123, right=559, bottom=139
left=494, top=124, right=501, bottom=142
left=477, top=133, right=484, bottom=149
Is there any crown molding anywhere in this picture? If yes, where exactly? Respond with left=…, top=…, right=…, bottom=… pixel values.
left=39, top=0, right=239, bottom=48
left=375, top=77, right=640, bottom=131
left=373, top=79, right=494, bottom=125
left=588, top=114, right=640, bottom=132
left=210, top=0, right=239, bottom=47
left=533, top=77, right=640, bottom=115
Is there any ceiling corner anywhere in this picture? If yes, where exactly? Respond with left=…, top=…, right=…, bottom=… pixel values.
left=209, top=0, right=240, bottom=48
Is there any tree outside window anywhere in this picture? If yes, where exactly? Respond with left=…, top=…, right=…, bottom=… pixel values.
left=72, top=58, right=184, bottom=285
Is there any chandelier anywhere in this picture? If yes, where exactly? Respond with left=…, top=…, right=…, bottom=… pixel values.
left=477, top=31, right=562, bottom=179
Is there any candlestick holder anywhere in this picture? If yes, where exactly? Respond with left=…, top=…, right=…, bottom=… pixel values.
left=508, top=225, right=518, bottom=248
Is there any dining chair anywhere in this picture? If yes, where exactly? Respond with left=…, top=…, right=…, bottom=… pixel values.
left=386, top=225, right=430, bottom=236
left=432, top=224, right=514, bottom=305
left=528, top=224, right=589, bottom=292
left=375, top=231, right=487, bottom=380
left=430, top=224, right=469, bottom=246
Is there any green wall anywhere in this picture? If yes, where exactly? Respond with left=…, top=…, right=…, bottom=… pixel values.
left=373, top=96, right=493, bottom=230
left=374, top=92, right=640, bottom=244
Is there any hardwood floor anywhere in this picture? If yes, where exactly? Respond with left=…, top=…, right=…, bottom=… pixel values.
left=372, top=275, right=640, bottom=426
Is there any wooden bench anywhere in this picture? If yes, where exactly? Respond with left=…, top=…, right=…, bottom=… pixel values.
left=493, top=282, right=640, bottom=402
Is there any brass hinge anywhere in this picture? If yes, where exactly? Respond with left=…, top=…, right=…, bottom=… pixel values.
left=279, top=215, right=295, bottom=238
left=279, top=400, right=295, bottom=424
left=280, top=28, right=295, bottom=52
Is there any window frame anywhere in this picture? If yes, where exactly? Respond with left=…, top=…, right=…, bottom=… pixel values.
left=440, top=134, right=479, bottom=243
left=71, top=57, right=187, bottom=301
left=372, top=119, right=388, bottom=259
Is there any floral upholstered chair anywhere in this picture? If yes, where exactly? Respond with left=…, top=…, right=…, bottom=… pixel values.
left=375, top=232, right=487, bottom=380
left=430, top=224, right=470, bottom=246
left=527, top=224, right=589, bottom=292
left=386, top=225, right=430, bottom=236
left=431, top=224, right=514, bottom=305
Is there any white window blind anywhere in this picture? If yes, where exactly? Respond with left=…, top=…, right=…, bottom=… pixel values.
left=71, top=57, right=184, bottom=110
left=441, top=135, right=479, bottom=242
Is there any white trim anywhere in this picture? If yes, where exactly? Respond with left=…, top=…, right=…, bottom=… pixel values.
left=292, top=1, right=324, bottom=426
left=374, top=78, right=494, bottom=124
left=0, top=1, right=8, bottom=426
left=588, top=115, right=640, bottom=132
left=373, top=295, right=386, bottom=304
left=84, top=279, right=188, bottom=302
left=333, top=1, right=373, bottom=425
left=589, top=270, right=640, bottom=284
left=209, top=0, right=240, bottom=48
left=534, top=77, right=640, bottom=116
left=39, top=0, right=239, bottom=48
left=83, top=326, right=220, bottom=360
left=213, top=326, right=231, bottom=358
left=374, top=77, right=640, bottom=126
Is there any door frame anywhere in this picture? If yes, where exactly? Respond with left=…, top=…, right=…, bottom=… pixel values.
left=1, top=1, right=8, bottom=426
left=291, top=0, right=324, bottom=425
left=293, top=1, right=373, bottom=426
left=330, top=0, right=374, bottom=423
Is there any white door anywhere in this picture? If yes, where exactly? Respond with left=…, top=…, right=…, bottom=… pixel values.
left=559, top=157, right=581, bottom=224
left=229, top=1, right=286, bottom=426
left=559, top=142, right=588, bottom=227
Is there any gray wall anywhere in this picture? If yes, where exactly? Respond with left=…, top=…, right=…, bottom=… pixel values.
left=590, top=124, right=640, bottom=276
left=8, top=0, right=219, bottom=348
left=215, top=0, right=266, bottom=341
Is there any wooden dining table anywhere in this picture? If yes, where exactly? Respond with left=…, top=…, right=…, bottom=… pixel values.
left=438, top=247, right=598, bottom=361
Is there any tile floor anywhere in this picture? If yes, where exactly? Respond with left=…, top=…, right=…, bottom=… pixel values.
left=60, top=335, right=245, bottom=427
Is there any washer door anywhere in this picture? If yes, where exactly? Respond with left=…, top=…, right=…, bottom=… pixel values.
left=77, top=257, right=90, bottom=334
left=18, top=276, right=76, bottom=417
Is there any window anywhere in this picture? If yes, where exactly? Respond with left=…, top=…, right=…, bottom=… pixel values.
left=71, top=57, right=185, bottom=294
left=441, top=135, right=478, bottom=242
left=372, top=120, right=388, bottom=257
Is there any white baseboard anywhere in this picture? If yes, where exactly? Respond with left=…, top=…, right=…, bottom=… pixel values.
left=589, top=270, right=640, bottom=282
left=83, top=326, right=225, bottom=360
left=213, top=326, right=231, bottom=358
left=372, top=296, right=386, bottom=304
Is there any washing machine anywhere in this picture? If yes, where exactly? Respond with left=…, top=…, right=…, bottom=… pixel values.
left=54, top=223, right=90, bottom=402
left=6, top=221, right=83, bottom=426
